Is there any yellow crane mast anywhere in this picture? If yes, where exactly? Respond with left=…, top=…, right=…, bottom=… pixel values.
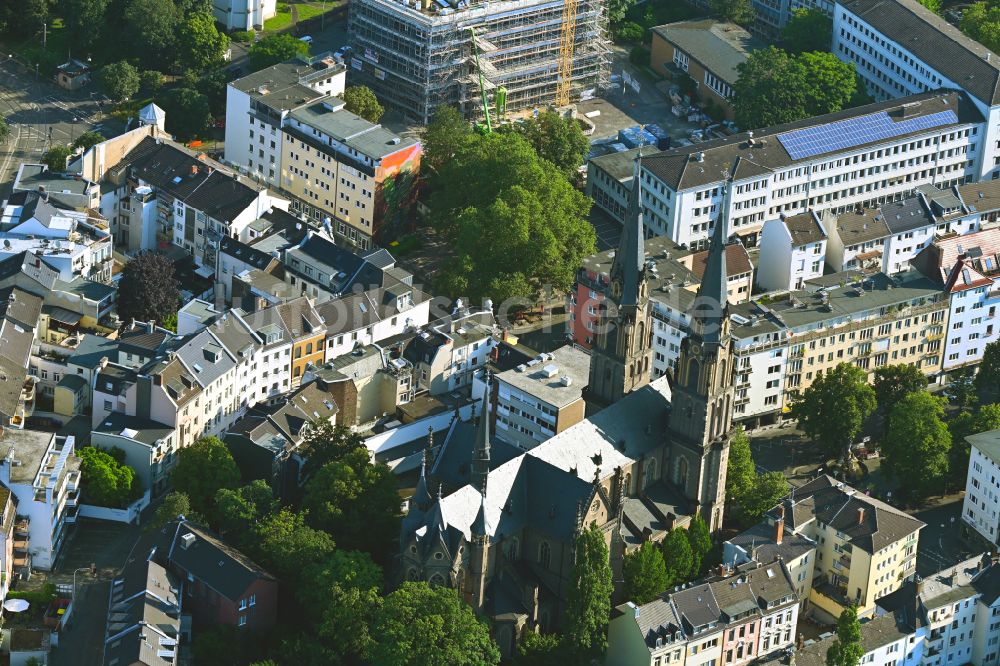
left=555, top=0, right=578, bottom=107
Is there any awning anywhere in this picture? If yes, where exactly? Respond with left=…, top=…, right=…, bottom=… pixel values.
left=43, top=305, right=83, bottom=326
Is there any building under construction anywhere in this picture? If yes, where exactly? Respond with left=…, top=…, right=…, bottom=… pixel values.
left=348, top=0, right=611, bottom=124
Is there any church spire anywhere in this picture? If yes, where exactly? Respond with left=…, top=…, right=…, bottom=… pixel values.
left=612, top=154, right=647, bottom=313
left=471, top=394, right=491, bottom=493
left=692, top=179, right=731, bottom=345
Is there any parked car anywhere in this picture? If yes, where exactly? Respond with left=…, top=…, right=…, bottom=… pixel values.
left=299, top=35, right=314, bottom=44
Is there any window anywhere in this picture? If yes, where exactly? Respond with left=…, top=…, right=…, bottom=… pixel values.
left=238, top=615, right=247, bottom=627
left=539, top=541, right=551, bottom=568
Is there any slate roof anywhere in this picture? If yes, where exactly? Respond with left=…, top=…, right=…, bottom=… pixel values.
left=781, top=212, right=827, bottom=247
left=166, top=521, right=275, bottom=601
left=643, top=91, right=980, bottom=191
left=795, top=612, right=911, bottom=666
left=263, top=382, right=338, bottom=440
left=285, top=232, right=392, bottom=293
left=431, top=418, right=525, bottom=491
left=173, top=329, right=237, bottom=388
left=315, top=283, right=429, bottom=337
left=838, top=0, right=1000, bottom=106
left=651, top=20, right=762, bottom=86
left=771, top=475, right=924, bottom=553
left=881, top=196, right=937, bottom=234
left=183, top=170, right=264, bottom=223
left=94, top=412, right=175, bottom=446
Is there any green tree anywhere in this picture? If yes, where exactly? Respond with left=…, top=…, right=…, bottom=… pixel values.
left=725, top=429, right=755, bottom=504
left=950, top=404, right=1000, bottom=483
left=79, top=447, right=141, bottom=507
left=7, top=0, right=49, bottom=35
left=432, top=132, right=595, bottom=303
left=738, top=472, right=789, bottom=525
left=124, top=0, right=180, bottom=68
left=250, top=508, right=335, bottom=591
left=140, top=70, right=165, bottom=94
left=782, top=8, right=833, bottom=53
left=826, top=605, right=865, bottom=666
left=60, top=0, right=107, bottom=48
left=192, top=625, right=250, bottom=666
left=564, top=523, right=613, bottom=657
left=148, top=491, right=192, bottom=530
left=249, top=33, right=308, bottom=71
left=213, top=480, right=276, bottom=539
left=371, top=582, right=500, bottom=666
left=710, top=0, right=754, bottom=27
left=176, top=11, right=230, bottom=72
left=515, top=632, right=569, bottom=666
left=502, top=109, right=590, bottom=178
left=963, top=2, right=1000, bottom=59
left=733, top=47, right=858, bottom=131
left=41, top=146, right=72, bottom=172
left=117, top=251, right=180, bottom=327
left=950, top=368, right=979, bottom=409
left=614, top=21, right=645, bottom=44
left=686, top=514, right=713, bottom=577
left=98, top=61, right=140, bottom=103
left=300, top=420, right=366, bottom=478
left=791, top=362, right=876, bottom=462
left=874, top=364, right=927, bottom=416
left=343, top=85, right=385, bottom=123
left=169, top=436, right=240, bottom=516
left=606, top=0, right=636, bottom=24
left=301, top=448, right=401, bottom=557
left=0, top=118, right=9, bottom=144
left=420, top=105, right=473, bottom=174
left=883, top=391, right=951, bottom=498
left=976, top=340, right=1000, bottom=397
left=72, top=131, right=105, bottom=152
left=159, top=87, right=212, bottom=139
left=661, top=527, right=694, bottom=585
left=917, top=0, right=941, bottom=11
left=622, top=542, right=669, bottom=603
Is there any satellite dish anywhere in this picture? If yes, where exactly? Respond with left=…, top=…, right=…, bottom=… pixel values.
left=3, top=599, right=29, bottom=612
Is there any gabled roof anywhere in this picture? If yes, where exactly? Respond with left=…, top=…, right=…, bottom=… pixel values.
left=944, top=256, right=994, bottom=293
left=167, top=521, right=276, bottom=600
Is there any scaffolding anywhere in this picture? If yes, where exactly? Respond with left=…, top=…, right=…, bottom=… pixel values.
left=348, top=0, right=611, bottom=124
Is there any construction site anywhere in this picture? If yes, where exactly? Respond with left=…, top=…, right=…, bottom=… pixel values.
left=348, top=0, right=611, bottom=124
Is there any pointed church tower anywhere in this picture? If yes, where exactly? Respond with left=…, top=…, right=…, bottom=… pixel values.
left=666, top=178, right=736, bottom=533
left=587, top=155, right=654, bottom=406
left=469, top=490, right=490, bottom=612
left=471, top=395, right=491, bottom=493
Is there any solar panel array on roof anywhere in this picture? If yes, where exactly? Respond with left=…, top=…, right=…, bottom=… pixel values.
left=777, top=109, right=959, bottom=160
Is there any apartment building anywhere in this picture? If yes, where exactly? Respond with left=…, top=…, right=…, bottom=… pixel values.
left=403, top=308, right=497, bottom=395
left=280, top=99, right=421, bottom=248
left=12, top=163, right=100, bottom=211
left=606, top=562, right=799, bottom=666
left=281, top=231, right=407, bottom=304
left=213, top=0, right=276, bottom=30
left=962, top=429, right=1000, bottom=546
left=727, top=270, right=947, bottom=423
left=757, top=212, right=828, bottom=291
left=102, top=558, right=182, bottom=666
left=317, top=283, right=431, bottom=362
left=225, top=54, right=346, bottom=186
left=304, top=344, right=412, bottom=428
left=217, top=208, right=306, bottom=305
left=725, top=476, right=924, bottom=622
left=834, top=0, right=1000, bottom=181
left=588, top=146, right=662, bottom=224
left=102, top=136, right=285, bottom=266
left=572, top=234, right=751, bottom=378
left=490, top=345, right=590, bottom=451
left=0, top=430, right=81, bottom=571
left=0, top=190, right=112, bottom=283
left=631, top=90, right=982, bottom=250
left=92, top=413, right=177, bottom=495
left=649, top=21, right=762, bottom=120
left=912, top=228, right=1000, bottom=371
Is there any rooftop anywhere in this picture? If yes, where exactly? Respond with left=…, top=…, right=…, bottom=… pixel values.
left=289, top=101, right=419, bottom=161
left=494, top=345, right=590, bottom=408
left=230, top=53, right=345, bottom=112
left=967, top=429, right=1000, bottom=468
left=94, top=412, right=175, bottom=447
left=651, top=20, right=763, bottom=85
left=589, top=145, right=662, bottom=183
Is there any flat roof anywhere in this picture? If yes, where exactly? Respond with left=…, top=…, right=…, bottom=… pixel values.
left=651, top=20, right=763, bottom=85
left=969, top=429, right=1000, bottom=468
left=94, top=412, right=175, bottom=447
left=288, top=102, right=419, bottom=160
left=495, top=345, right=590, bottom=408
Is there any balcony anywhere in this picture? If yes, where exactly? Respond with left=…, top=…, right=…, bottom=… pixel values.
left=64, top=489, right=79, bottom=508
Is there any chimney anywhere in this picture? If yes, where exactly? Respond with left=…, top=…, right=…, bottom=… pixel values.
left=857, top=507, right=865, bottom=525
left=190, top=164, right=199, bottom=176
left=775, top=505, right=785, bottom=545
left=915, top=576, right=924, bottom=595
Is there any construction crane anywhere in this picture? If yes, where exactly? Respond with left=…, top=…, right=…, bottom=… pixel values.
left=555, top=0, right=578, bottom=107
left=469, top=27, right=493, bottom=134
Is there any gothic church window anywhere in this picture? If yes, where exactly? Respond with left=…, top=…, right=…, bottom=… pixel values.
left=539, top=541, right=551, bottom=569
left=429, top=573, right=445, bottom=586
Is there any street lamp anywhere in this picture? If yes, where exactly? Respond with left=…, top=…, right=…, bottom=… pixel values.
left=72, top=563, right=96, bottom=601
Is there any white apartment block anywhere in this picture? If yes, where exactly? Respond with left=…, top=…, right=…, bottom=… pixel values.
left=213, top=0, right=276, bottom=31
left=635, top=90, right=982, bottom=251
left=0, top=431, right=81, bottom=571
left=403, top=309, right=498, bottom=396
left=757, top=212, right=828, bottom=291
left=834, top=0, right=1000, bottom=183
left=225, top=55, right=346, bottom=186
left=317, top=286, right=431, bottom=362
left=963, top=430, right=1000, bottom=546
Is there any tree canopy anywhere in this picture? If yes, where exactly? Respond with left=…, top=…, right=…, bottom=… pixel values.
left=343, top=85, right=385, bottom=124
left=371, top=583, right=500, bottom=666
left=301, top=447, right=401, bottom=558
left=430, top=131, right=595, bottom=304
left=883, top=391, right=951, bottom=498
left=169, top=436, right=240, bottom=516
left=501, top=110, right=590, bottom=178
left=159, top=87, right=212, bottom=139
left=976, top=340, right=1000, bottom=397
left=41, top=146, right=71, bottom=173
left=176, top=10, right=230, bottom=72
left=874, top=364, right=927, bottom=416
left=623, top=542, right=669, bottom=604
left=421, top=106, right=474, bottom=174
left=124, top=0, right=181, bottom=68
left=733, top=47, right=859, bottom=131
left=300, top=420, right=367, bottom=479
left=564, top=523, right=614, bottom=657
left=781, top=8, right=833, bottom=53
left=826, top=605, right=865, bottom=666
left=950, top=404, right=1000, bottom=484
left=661, top=527, right=694, bottom=585
left=249, top=508, right=336, bottom=592
left=79, top=447, right=142, bottom=507
left=791, top=362, right=876, bottom=461
left=73, top=131, right=106, bottom=152
left=710, top=0, right=754, bottom=27
left=117, top=251, right=180, bottom=329
left=99, top=61, right=141, bottom=103
left=249, top=34, right=309, bottom=71
left=213, top=480, right=276, bottom=541
left=725, top=430, right=755, bottom=504
left=724, top=431, right=786, bottom=525
left=961, top=1, right=1000, bottom=53
left=686, top=514, right=713, bottom=577
left=149, top=491, right=192, bottom=530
